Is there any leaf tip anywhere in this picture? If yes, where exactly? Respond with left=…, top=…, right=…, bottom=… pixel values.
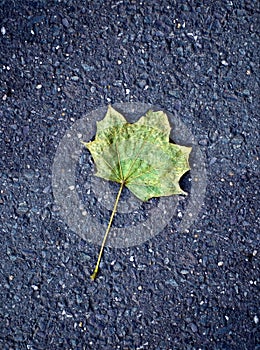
left=81, top=139, right=93, bottom=150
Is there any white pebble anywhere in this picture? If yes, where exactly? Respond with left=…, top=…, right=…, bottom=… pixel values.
left=164, top=257, right=170, bottom=264
left=36, top=84, right=42, bottom=89
left=254, top=315, right=259, bottom=324
left=218, top=261, right=224, bottom=266
left=1, top=27, right=6, bottom=35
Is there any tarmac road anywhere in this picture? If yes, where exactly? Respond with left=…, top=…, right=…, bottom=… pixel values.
left=0, top=1, right=259, bottom=349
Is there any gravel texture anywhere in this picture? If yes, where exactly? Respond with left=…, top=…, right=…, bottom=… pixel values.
left=0, top=1, right=259, bottom=349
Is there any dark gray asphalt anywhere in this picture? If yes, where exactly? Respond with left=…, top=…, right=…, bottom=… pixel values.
left=0, top=1, right=259, bottom=349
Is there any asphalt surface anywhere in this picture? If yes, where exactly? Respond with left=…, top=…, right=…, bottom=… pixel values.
left=0, top=1, right=259, bottom=349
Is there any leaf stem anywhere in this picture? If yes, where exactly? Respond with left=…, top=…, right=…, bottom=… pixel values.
left=90, top=181, right=125, bottom=280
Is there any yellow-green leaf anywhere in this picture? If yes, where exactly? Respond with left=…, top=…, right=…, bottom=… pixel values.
left=82, top=105, right=192, bottom=279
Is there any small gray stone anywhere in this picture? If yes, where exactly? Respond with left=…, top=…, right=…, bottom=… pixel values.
left=81, top=63, right=94, bottom=72
left=165, top=279, right=178, bottom=287
left=190, top=323, right=198, bottom=332
left=231, top=134, right=244, bottom=148
left=23, top=169, right=35, bottom=180
left=113, top=262, right=123, bottom=272
left=62, top=18, right=70, bottom=28
left=198, top=139, right=208, bottom=146
left=137, top=80, right=146, bottom=89
left=16, top=203, right=29, bottom=215
left=176, top=47, right=184, bottom=56
left=168, top=90, right=180, bottom=98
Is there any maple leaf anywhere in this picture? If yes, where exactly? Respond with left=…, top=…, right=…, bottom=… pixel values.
left=82, top=105, right=192, bottom=279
